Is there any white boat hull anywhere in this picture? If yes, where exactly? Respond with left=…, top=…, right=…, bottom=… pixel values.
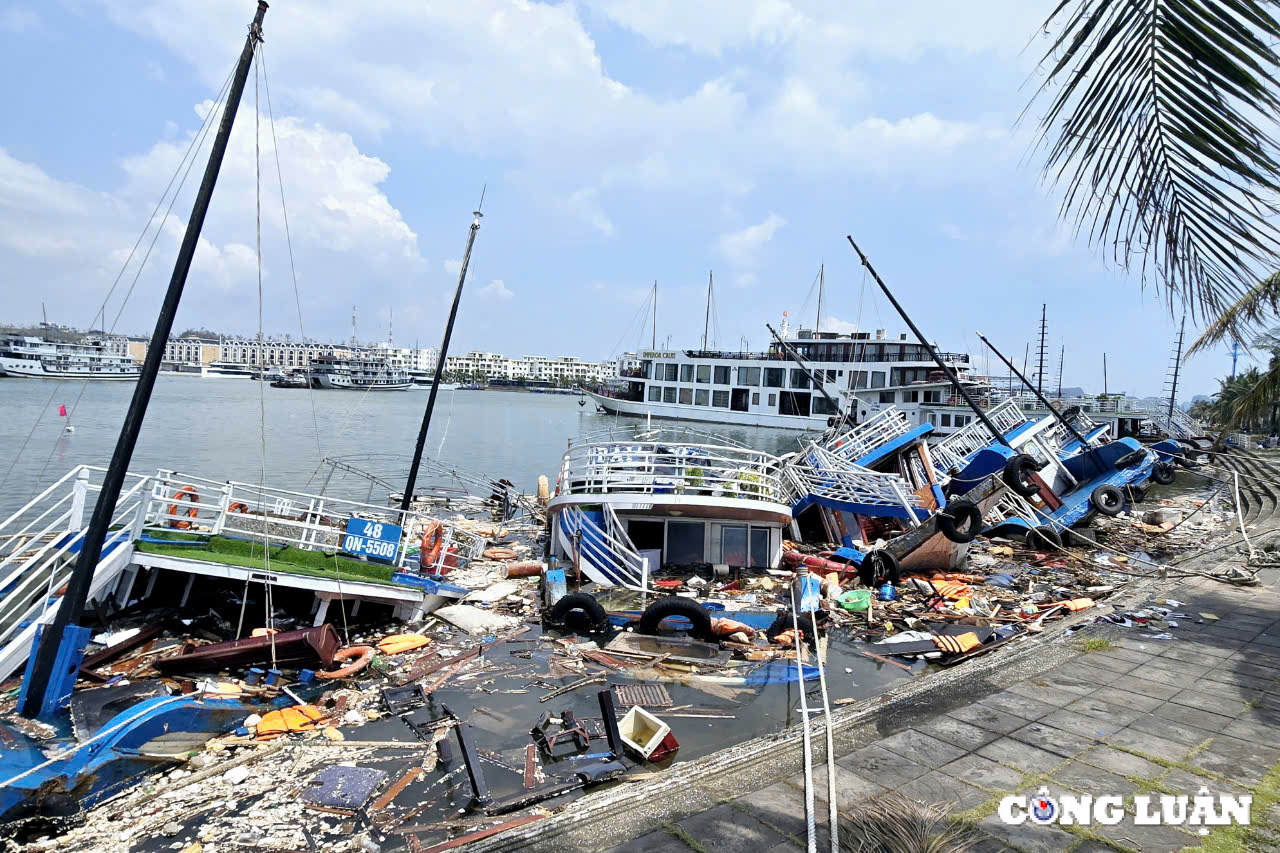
left=312, top=374, right=412, bottom=390
left=588, top=390, right=826, bottom=431
left=0, top=356, right=139, bottom=381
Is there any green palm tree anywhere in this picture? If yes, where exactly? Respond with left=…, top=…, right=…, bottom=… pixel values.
left=1028, top=2, right=1280, bottom=326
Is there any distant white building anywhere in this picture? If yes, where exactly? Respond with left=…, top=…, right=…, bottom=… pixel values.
left=444, top=351, right=614, bottom=384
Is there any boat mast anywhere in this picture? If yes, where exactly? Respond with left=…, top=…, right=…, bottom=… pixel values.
left=1167, top=315, right=1186, bottom=423
left=1103, top=352, right=1108, bottom=396
left=976, top=331, right=1093, bottom=448
left=815, top=263, right=824, bottom=333
left=1057, top=344, right=1064, bottom=398
left=845, top=236, right=1011, bottom=449
left=1036, top=304, right=1047, bottom=396
left=702, top=271, right=713, bottom=351
left=651, top=280, right=657, bottom=351
left=21, top=0, right=269, bottom=718
left=400, top=200, right=484, bottom=512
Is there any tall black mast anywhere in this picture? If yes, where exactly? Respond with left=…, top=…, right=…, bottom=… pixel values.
left=815, top=263, right=824, bottom=332
left=1167, top=315, right=1186, bottom=423
left=22, top=1, right=269, bottom=718
left=1057, top=344, right=1065, bottom=398
left=651, top=280, right=657, bottom=351
left=975, top=332, right=1091, bottom=448
left=400, top=205, right=483, bottom=511
left=845, top=237, right=1011, bottom=449
left=1036, top=304, right=1047, bottom=396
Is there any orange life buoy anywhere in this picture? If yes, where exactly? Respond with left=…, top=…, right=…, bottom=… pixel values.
left=228, top=502, right=249, bottom=514
left=483, top=547, right=519, bottom=561
left=420, top=520, right=444, bottom=569
left=314, top=645, right=375, bottom=680
left=168, top=485, right=200, bottom=529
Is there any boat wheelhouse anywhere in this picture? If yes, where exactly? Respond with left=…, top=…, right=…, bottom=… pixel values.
left=546, top=426, right=792, bottom=588
left=308, top=353, right=412, bottom=390
left=0, top=335, right=140, bottom=381
left=592, top=325, right=973, bottom=431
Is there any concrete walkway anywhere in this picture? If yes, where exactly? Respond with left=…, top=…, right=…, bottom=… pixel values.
left=604, top=568, right=1280, bottom=853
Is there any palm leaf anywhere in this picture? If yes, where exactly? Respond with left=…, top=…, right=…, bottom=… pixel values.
left=1187, top=270, right=1280, bottom=353
left=1026, top=0, right=1280, bottom=323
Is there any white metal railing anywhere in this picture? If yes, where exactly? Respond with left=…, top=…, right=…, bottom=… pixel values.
left=559, top=504, right=650, bottom=589
left=141, top=471, right=481, bottom=571
left=983, top=490, right=1038, bottom=526
left=557, top=440, right=784, bottom=504
left=820, top=407, right=911, bottom=462
left=934, top=400, right=1027, bottom=469
left=782, top=443, right=923, bottom=520
left=1230, top=432, right=1255, bottom=450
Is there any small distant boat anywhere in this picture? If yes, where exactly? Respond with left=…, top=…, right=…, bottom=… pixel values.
left=269, top=371, right=308, bottom=388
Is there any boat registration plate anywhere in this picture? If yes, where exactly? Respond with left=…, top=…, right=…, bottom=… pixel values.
left=342, top=518, right=403, bottom=561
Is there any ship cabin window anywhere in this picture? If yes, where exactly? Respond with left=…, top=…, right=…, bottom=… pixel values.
left=639, top=360, right=653, bottom=379
left=892, top=367, right=931, bottom=385
left=955, top=415, right=970, bottom=427
left=924, top=390, right=941, bottom=403
left=667, top=521, right=706, bottom=564
left=752, top=392, right=760, bottom=405
left=813, top=397, right=838, bottom=415
left=738, top=366, right=761, bottom=386
left=879, top=391, right=895, bottom=404
left=648, top=385, right=662, bottom=402
left=712, top=390, right=730, bottom=408
left=768, top=393, right=777, bottom=407
left=680, top=364, right=695, bottom=382
left=714, top=366, right=731, bottom=384
left=663, top=363, right=678, bottom=381
left=696, top=365, right=711, bottom=383
left=695, top=389, right=710, bottom=406
left=825, top=370, right=837, bottom=383
left=719, top=525, right=772, bottom=567
left=663, top=386, right=678, bottom=403
left=780, top=391, right=811, bottom=416
left=870, top=371, right=886, bottom=388
left=941, top=414, right=952, bottom=427
left=790, top=369, right=811, bottom=389
left=764, top=368, right=785, bottom=388
left=903, top=390, right=919, bottom=403
left=679, top=388, right=693, bottom=404
left=850, top=371, right=868, bottom=389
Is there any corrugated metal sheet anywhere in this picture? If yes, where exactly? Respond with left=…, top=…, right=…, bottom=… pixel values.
left=613, top=683, right=673, bottom=707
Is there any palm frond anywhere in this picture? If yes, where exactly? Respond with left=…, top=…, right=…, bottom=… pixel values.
left=1221, top=361, right=1280, bottom=430
left=1187, top=270, right=1280, bottom=354
left=1027, top=0, right=1280, bottom=323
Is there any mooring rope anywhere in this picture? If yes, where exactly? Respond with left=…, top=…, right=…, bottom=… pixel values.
left=790, top=573, right=818, bottom=853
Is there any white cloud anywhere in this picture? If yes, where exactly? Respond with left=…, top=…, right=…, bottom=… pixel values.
left=0, top=98, right=425, bottom=334
left=478, top=279, right=513, bottom=301
left=734, top=272, right=757, bottom=288
left=443, top=259, right=462, bottom=275
left=819, top=315, right=859, bottom=334
left=563, top=188, right=615, bottom=237
left=718, top=213, right=785, bottom=266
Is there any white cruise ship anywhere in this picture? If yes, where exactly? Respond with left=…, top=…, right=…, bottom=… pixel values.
left=589, top=325, right=973, bottom=432
left=0, top=336, right=141, bottom=381
left=308, top=353, right=411, bottom=390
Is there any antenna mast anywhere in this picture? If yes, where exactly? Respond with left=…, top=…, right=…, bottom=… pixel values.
left=1036, top=304, right=1047, bottom=396
left=815, top=263, right=824, bottom=332
left=1167, top=315, right=1186, bottom=422
left=702, top=271, right=713, bottom=351
left=652, top=280, right=657, bottom=351
left=1057, top=343, right=1064, bottom=398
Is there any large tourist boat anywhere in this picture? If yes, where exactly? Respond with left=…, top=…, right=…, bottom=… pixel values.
left=0, top=335, right=141, bottom=381
left=590, top=322, right=974, bottom=432
left=307, top=353, right=412, bottom=390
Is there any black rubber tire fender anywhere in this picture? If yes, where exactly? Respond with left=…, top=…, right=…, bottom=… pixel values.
left=1114, top=449, right=1147, bottom=469
left=1151, top=462, right=1177, bottom=486
left=937, top=500, right=982, bottom=544
left=858, top=549, right=900, bottom=588
left=1123, top=484, right=1147, bottom=504
left=548, top=592, right=609, bottom=633
left=1001, top=454, right=1041, bottom=498
left=636, top=595, right=715, bottom=642
left=1090, top=484, right=1124, bottom=516
left=766, top=610, right=820, bottom=650
left=1025, top=525, right=1062, bottom=550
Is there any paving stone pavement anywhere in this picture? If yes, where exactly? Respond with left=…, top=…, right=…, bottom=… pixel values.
left=604, top=570, right=1280, bottom=852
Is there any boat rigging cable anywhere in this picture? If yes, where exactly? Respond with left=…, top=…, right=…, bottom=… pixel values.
left=259, top=44, right=350, bottom=645
left=3, top=67, right=237, bottom=499
left=797, top=571, right=838, bottom=853
left=788, top=583, right=818, bottom=853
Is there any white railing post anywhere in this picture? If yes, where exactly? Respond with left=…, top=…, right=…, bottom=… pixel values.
left=130, top=483, right=149, bottom=540
left=212, top=482, right=233, bottom=535
left=69, top=468, right=90, bottom=532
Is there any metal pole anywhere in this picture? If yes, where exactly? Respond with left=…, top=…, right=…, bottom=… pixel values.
left=1168, top=315, right=1185, bottom=423
left=975, top=332, right=1091, bottom=448
left=400, top=204, right=483, bottom=512
left=651, top=280, right=657, bottom=351
left=1057, top=344, right=1064, bottom=398
left=702, top=271, right=712, bottom=351
left=815, top=263, right=824, bottom=332
left=1103, top=353, right=1108, bottom=396
left=766, top=324, right=840, bottom=414
left=21, top=0, right=269, bottom=719
left=845, top=236, right=1011, bottom=448
left=1037, top=304, right=1047, bottom=396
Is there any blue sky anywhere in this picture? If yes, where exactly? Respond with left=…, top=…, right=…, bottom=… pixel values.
left=0, top=1, right=1252, bottom=399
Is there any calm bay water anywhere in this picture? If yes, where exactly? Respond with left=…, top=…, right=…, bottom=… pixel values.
left=0, top=377, right=807, bottom=516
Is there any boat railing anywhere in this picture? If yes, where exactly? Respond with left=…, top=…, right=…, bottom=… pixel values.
left=782, top=443, right=924, bottom=519
left=983, top=490, right=1038, bottom=526
left=933, top=399, right=1027, bottom=469
left=557, top=504, right=651, bottom=590
left=0, top=469, right=151, bottom=667
left=557, top=441, right=785, bottom=504
left=141, top=471, right=480, bottom=570
left=819, top=407, right=912, bottom=461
